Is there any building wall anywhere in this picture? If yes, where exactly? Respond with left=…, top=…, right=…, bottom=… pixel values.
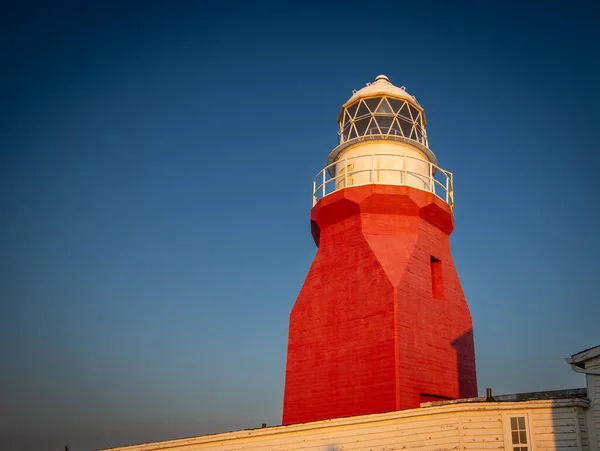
left=529, top=407, right=588, bottom=451
left=100, top=399, right=590, bottom=451
left=283, top=185, right=476, bottom=425
left=333, top=141, right=432, bottom=191
left=578, top=408, right=590, bottom=451
left=585, top=355, right=600, bottom=450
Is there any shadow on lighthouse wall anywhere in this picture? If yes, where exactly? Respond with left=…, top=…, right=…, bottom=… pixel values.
left=451, top=328, right=477, bottom=398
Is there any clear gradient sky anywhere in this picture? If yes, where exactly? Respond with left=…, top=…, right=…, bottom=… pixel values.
left=1, top=1, right=599, bottom=450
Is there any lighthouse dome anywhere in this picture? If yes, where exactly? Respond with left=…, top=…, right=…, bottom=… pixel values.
left=330, top=75, right=436, bottom=167
left=344, top=74, right=421, bottom=107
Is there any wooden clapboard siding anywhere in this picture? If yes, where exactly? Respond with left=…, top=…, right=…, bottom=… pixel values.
left=100, top=400, right=590, bottom=451
left=577, top=408, right=589, bottom=451
left=593, top=376, right=600, bottom=450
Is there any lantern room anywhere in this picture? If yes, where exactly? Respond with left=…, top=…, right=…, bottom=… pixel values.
left=313, top=75, right=452, bottom=208
left=337, top=75, right=429, bottom=148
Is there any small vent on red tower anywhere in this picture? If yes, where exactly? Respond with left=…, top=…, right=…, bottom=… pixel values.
left=430, top=256, right=444, bottom=300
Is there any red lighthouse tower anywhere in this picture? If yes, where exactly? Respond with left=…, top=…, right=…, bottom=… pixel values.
left=282, top=75, right=477, bottom=425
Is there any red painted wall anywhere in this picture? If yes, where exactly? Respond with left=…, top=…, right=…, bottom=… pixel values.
left=282, top=184, right=477, bottom=425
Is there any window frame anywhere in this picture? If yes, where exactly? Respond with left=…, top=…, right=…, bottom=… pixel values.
left=338, top=95, right=427, bottom=146
left=502, top=413, right=534, bottom=451
left=430, top=256, right=444, bottom=301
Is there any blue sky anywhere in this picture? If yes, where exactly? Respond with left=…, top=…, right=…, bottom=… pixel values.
left=1, top=1, right=599, bottom=450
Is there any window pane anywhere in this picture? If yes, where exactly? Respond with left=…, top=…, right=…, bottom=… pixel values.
left=510, top=417, right=518, bottom=429
left=355, top=117, right=369, bottom=135
left=346, top=102, right=359, bottom=118
left=343, top=122, right=353, bottom=141
left=376, top=116, right=393, bottom=134
left=519, top=431, right=527, bottom=443
left=409, top=125, right=417, bottom=140
left=389, top=118, right=402, bottom=136
left=387, top=98, right=404, bottom=113
left=348, top=125, right=357, bottom=140
left=399, top=118, right=412, bottom=137
left=512, top=432, right=519, bottom=444
left=409, top=105, right=420, bottom=120
left=415, top=127, right=422, bottom=143
left=365, top=97, right=381, bottom=113
left=344, top=110, right=353, bottom=126
left=376, top=98, right=394, bottom=114
left=518, top=417, right=525, bottom=429
left=356, top=101, right=370, bottom=118
left=398, top=103, right=411, bottom=120
left=366, top=117, right=380, bottom=135
left=415, top=114, right=424, bottom=128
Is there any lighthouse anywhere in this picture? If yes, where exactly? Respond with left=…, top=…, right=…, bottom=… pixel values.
left=282, top=75, right=478, bottom=425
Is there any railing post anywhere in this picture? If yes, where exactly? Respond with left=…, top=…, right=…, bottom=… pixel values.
left=322, top=169, right=326, bottom=199
left=313, top=179, right=316, bottom=206
left=345, top=158, right=348, bottom=188
left=403, top=152, right=407, bottom=186
left=371, top=154, right=375, bottom=183
left=445, top=175, right=449, bottom=204
left=450, top=173, right=454, bottom=207
left=429, top=162, right=433, bottom=193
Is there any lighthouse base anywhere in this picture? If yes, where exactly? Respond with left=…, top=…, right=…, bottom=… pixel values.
left=282, top=185, right=477, bottom=425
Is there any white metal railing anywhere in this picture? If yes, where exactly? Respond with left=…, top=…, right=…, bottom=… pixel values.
left=312, top=153, right=454, bottom=208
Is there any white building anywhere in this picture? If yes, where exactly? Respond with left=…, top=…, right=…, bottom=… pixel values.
left=99, top=346, right=600, bottom=451
left=567, top=345, right=600, bottom=450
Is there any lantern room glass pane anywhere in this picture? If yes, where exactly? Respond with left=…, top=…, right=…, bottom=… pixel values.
left=399, top=117, right=412, bottom=137
left=344, top=110, right=353, bottom=126
left=398, top=103, right=412, bottom=120
left=354, top=117, right=370, bottom=136
left=348, top=125, right=357, bottom=140
left=376, top=116, right=393, bottom=134
left=356, top=101, right=370, bottom=118
left=365, top=97, right=382, bottom=113
left=414, top=127, right=422, bottom=143
left=376, top=98, right=394, bottom=114
left=342, top=122, right=353, bottom=141
left=387, top=98, right=404, bottom=113
left=389, top=118, right=403, bottom=136
left=346, top=102, right=359, bottom=119
left=409, top=105, right=420, bottom=121
left=416, top=114, right=424, bottom=128
left=366, top=117, right=380, bottom=135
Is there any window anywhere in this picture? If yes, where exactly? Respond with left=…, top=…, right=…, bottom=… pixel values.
left=338, top=96, right=427, bottom=146
left=430, top=256, right=443, bottom=300
left=508, top=416, right=529, bottom=451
